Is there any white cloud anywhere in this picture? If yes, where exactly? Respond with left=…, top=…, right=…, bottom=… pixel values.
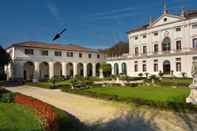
left=46, top=2, right=64, bottom=25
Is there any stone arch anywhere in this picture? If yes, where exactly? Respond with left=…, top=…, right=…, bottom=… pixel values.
left=122, top=63, right=127, bottom=75
left=87, top=63, right=93, bottom=77
left=96, top=63, right=101, bottom=77
left=163, top=60, right=171, bottom=74
left=114, top=63, right=119, bottom=75
left=77, top=63, right=84, bottom=76
left=23, top=61, right=34, bottom=81
left=67, top=63, right=73, bottom=78
left=39, top=62, right=49, bottom=80
left=54, top=62, right=62, bottom=77
left=162, top=37, right=171, bottom=51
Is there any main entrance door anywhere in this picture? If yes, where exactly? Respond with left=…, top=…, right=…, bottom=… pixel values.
left=163, top=60, right=171, bottom=74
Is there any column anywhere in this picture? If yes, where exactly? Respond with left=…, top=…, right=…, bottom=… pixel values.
left=62, top=62, right=67, bottom=77
left=111, top=64, right=115, bottom=75
left=83, top=63, right=87, bottom=77
left=99, top=68, right=104, bottom=79
left=49, top=62, right=54, bottom=79
left=73, top=62, right=78, bottom=77
left=119, top=63, right=122, bottom=74
left=33, top=61, right=39, bottom=83
left=92, top=63, right=96, bottom=77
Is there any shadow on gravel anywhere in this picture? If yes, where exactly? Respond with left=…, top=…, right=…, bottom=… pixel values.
left=66, top=110, right=159, bottom=131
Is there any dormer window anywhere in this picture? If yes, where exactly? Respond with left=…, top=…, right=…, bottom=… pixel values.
left=176, top=27, right=181, bottom=32
left=163, top=18, right=167, bottom=22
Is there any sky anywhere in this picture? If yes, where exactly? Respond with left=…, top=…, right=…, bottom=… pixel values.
left=0, top=0, right=196, bottom=49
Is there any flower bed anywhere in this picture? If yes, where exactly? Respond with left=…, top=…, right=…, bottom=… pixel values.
left=15, top=94, right=58, bottom=131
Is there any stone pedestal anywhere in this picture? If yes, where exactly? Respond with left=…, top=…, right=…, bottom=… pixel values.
left=186, top=77, right=197, bottom=104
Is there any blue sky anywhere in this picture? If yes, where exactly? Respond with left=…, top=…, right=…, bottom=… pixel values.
left=0, top=0, right=196, bottom=49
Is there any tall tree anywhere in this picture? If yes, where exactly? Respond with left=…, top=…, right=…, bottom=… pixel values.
left=0, top=46, right=11, bottom=80
left=103, top=41, right=129, bottom=57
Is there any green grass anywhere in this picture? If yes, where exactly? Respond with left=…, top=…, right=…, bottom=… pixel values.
left=0, top=102, right=43, bottom=131
left=83, top=85, right=190, bottom=104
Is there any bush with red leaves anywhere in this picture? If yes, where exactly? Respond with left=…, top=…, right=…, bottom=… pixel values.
left=15, top=94, right=58, bottom=131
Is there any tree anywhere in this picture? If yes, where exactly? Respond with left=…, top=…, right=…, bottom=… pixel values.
left=100, top=62, right=112, bottom=77
left=102, top=41, right=129, bottom=57
left=0, top=46, right=11, bottom=80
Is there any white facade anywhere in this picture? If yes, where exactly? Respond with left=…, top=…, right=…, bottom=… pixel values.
left=5, top=42, right=104, bottom=81
left=107, top=10, right=197, bottom=78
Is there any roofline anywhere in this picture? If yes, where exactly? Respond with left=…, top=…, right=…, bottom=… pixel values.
left=6, top=41, right=101, bottom=53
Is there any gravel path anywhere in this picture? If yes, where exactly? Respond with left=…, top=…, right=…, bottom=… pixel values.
left=5, top=86, right=197, bottom=131
left=6, top=86, right=128, bottom=124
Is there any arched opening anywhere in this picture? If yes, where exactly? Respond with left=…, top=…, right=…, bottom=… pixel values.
left=54, top=62, right=62, bottom=77
left=77, top=63, right=84, bottom=76
left=163, top=60, right=171, bottom=74
left=39, top=62, right=49, bottom=80
left=67, top=63, right=73, bottom=78
left=96, top=63, right=101, bottom=77
left=114, top=63, right=119, bottom=75
left=122, top=63, right=127, bottom=75
left=87, top=63, right=93, bottom=77
left=162, top=37, right=171, bottom=52
left=23, top=61, right=34, bottom=81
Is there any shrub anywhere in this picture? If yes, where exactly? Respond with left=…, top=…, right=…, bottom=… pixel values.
left=0, top=92, right=16, bottom=103
left=181, top=72, right=187, bottom=78
left=138, top=73, right=143, bottom=77
left=158, top=71, right=164, bottom=77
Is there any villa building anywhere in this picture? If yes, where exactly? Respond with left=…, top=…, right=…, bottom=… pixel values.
left=5, top=8, right=197, bottom=81
left=107, top=9, right=197, bottom=78
left=5, top=41, right=104, bottom=82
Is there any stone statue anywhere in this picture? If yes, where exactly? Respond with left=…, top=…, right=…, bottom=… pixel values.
left=186, top=61, right=197, bottom=104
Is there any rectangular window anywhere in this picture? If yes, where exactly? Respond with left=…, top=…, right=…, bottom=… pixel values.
left=41, top=50, right=48, bottom=56
left=176, top=62, right=181, bottom=72
left=176, top=40, right=182, bottom=50
left=154, top=63, right=158, bottom=72
left=79, top=53, right=82, bottom=58
left=97, top=54, right=100, bottom=58
left=55, top=51, right=62, bottom=56
left=192, top=24, right=197, bottom=29
left=176, top=27, right=181, bottom=32
left=154, top=32, right=158, bottom=36
left=88, top=54, right=92, bottom=58
left=193, top=38, right=197, bottom=48
left=67, top=52, right=73, bottom=57
left=143, top=46, right=147, bottom=54
left=135, top=36, right=138, bottom=40
left=154, top=44, right=159, bottom=53
left=134, top=64, right=138, bottom=72
left=143, top=35, right=146, bottom=38
left=25, top=49, right=34, bottom=55
left=142, top=64, right=147, bottom=72
left=135, top=47, right=139, bottom=56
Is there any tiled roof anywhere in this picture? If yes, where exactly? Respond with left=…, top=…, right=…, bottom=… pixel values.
left=127, top=24, right=149, bottom=34
left=127, top=10, right=197, bottom=34
left=184, top=10, right=197, bottom=19
left=10, top=41, right=99, bottom=53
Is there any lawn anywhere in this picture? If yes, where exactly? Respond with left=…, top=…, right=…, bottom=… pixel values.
left=83, top=85, right=190, bottom=105
left=0, top=102, right=43, bottom=131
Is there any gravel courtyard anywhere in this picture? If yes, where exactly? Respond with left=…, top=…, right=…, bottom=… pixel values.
left=5, top=86, right=197, bottom=131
